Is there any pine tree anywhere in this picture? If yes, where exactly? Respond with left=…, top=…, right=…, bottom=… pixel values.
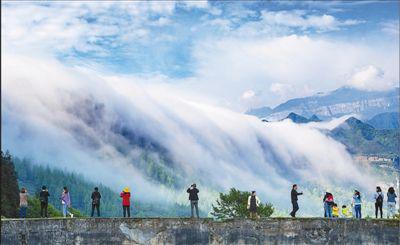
left=1, top=150, right=20, bottom=218
left=211, top=188, right=274, bottom=219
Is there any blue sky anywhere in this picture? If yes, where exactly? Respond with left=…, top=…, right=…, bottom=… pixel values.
left=2, top=1, right=399, bottom=110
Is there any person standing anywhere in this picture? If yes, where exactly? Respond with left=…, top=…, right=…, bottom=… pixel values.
left=187, top=183, right=199, bottom=218
left=60, top=187, right=73, bottom=218
left=290, top=184, right=303, bottom=217
left=120, top=187, right=131, bottom=217
left=387, top=187, right=397, bottom=218
left=39, top=186, right=50, bottom=218
left=19, top=187, right=28, bottom=218
left=352, top=190, right=362, bottom=219
left=91, top=187, right=101, bottom=217
left=323, top=192, right=334, bottom=218
left=247, top=191, right=261, bottom=219
left=374, top=186, right=384, bottom=218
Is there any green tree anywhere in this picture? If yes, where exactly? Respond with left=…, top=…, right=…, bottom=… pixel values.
left=211, top=188, right=274, bottom=219
left=1, top=151, right=20, bottom=218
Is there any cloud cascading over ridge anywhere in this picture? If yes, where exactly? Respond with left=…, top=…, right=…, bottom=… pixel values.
left=2, top=53, right=380, bottom=214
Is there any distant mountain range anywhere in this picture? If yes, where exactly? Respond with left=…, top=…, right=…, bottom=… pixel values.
left=278, top=111, right=399, bottom=156
left=246, top=86, right=399, bottom=120
left=330, top=117, right=399, bottom=156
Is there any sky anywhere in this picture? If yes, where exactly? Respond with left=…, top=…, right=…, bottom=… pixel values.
left=2, top=1, right=399, bottom=110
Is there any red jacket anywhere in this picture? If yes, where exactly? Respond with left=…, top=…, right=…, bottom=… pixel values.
left=120, top=192, right=131, bottom=206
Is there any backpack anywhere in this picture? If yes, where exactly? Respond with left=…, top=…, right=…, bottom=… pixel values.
left=376, top=193, right=383, bottom=203
left=92, top=192, right=100, bottom=205
left=93, top=197, right=100, bottom=205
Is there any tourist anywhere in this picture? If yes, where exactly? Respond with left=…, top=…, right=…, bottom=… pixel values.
left=332, top=203, right=339, bottom=218
left=187, top=183, right=199, bottom=218
left=341, top=205, right=351, bottom=218
left=91, top=187, right=101, bottom=217
left=374, top=186, right=384, bottom=218
left=60, top=187, right=73, bottom=218
left=19, top=187, right=28, bottom=218
left=120, top=187, right=131, bottom=217
left=323, top=192, right=334, bottom=218
left=387, top=187, right=397, bottom=218
left=39, top=186, right=50, bottom=218
left=352, top=190, right=362, bottom=219
left=247, top=191, right=261, bottom=219
left=289, top=184, right=303, bottom=217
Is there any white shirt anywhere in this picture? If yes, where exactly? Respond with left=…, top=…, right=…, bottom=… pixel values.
left=247, top=195, right=261, bottom=208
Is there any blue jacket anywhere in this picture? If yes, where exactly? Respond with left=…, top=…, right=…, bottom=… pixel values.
left=353, top=195, right=362, bottom=205
left=387, top=193, right=397, bottom=203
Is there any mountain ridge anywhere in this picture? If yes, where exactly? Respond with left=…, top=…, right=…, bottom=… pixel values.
left=330, top=117, right=399, bottom=156
left=283, top=112, right=321, bottom=124
left=246, top=86, right=399, bottom=120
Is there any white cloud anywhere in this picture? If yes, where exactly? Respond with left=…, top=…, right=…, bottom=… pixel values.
left=260, top=10, right=364, bottom=31
left=381, top=20, right=400, bottom=36
left=2, top=53, right=381, bottom=214
left=241, top=90, right=256, bottom=100
left=181, top=1, right=209, bottom=9
left=270, top=83, right=294, bottom=97
left=152, top=17, right=171, bottom=26
left=347, top=65, right=395, bottom=91
left=1, top=2, right=180, bottom=55
left=270, top=83, right=314, bottom=102
left=189, top=35, right=398, bottom=109
left=208, top=6, right=223, bottom=16
left=208, top=18, right=231, bottom=31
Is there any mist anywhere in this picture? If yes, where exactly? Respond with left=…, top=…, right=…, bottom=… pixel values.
left=2, top=53, right=380, bottom=215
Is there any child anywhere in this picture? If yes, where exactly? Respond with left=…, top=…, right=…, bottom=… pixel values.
left=341, top=205, right=352, bottom=218
left=332, top=203, right=339, bottom=218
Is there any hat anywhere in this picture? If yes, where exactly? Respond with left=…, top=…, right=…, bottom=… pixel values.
left=123, top=187, right=130, bottom=192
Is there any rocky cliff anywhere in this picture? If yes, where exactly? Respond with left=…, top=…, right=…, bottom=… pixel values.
left=1, top=218, right=399, bottom=244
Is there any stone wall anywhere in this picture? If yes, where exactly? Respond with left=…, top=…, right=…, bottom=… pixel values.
left=1, top=218, right=399, bottom=244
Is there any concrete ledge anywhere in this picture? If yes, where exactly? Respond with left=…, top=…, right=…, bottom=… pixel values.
left=2, top=218, right=399, bottom=244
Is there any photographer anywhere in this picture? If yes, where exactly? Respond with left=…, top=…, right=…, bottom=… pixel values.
left=187, top=183, right=199, bottom=218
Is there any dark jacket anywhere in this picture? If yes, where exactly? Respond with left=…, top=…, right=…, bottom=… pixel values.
left=323, top=192, right=334, bottom=205
left=187, top=187, right=199, bottom=201
left=91, top=191, right=101, bottom=205
left=39, top=190, right=50, bottom=203
left=291, top=189, right=303, bottom=203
